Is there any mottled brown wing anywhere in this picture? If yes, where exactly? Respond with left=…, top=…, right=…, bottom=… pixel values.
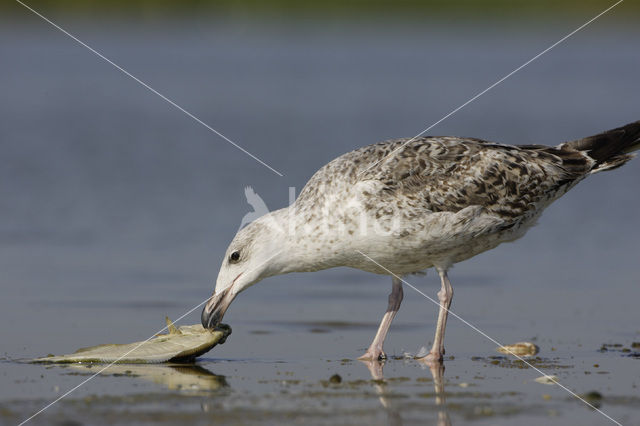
left=359, top=137, right=592, bottom=220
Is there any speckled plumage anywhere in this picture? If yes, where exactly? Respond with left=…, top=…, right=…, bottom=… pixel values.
left=287, top=123, right=639, bottom=276
left=203, top=120, right=640, bottom=362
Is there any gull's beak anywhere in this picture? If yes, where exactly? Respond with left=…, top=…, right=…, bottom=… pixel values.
left=201, top=286, right=235, bottom=329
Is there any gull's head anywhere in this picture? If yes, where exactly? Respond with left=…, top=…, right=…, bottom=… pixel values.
left=201, top=213, right=285, bottom=329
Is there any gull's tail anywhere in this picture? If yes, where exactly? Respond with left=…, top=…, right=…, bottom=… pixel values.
left=561, top=120, right=640, bottom=173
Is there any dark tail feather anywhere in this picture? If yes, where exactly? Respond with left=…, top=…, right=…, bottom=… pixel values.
left=562, top=120, right=640, bottom=173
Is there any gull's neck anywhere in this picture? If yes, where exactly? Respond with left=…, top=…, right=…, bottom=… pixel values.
left=259, top=206, right=343, bottom=275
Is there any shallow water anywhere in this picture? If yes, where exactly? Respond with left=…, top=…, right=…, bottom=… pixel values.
left=1, top=12, right=639, bottom=426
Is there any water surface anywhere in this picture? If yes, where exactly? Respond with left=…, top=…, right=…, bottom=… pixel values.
left=1, top=14, right=639, bottom=425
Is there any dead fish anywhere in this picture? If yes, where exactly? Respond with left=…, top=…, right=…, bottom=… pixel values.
left=32, top=318, right=231, bottom=364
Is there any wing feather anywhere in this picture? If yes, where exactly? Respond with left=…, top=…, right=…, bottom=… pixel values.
left=298, top=136, right=592, bottom=222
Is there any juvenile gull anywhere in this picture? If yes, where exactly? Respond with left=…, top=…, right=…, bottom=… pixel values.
left=202, top=121, right=640, bottom=363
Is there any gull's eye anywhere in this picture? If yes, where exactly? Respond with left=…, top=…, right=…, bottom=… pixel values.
left=229, top=251, right=240, bottom=263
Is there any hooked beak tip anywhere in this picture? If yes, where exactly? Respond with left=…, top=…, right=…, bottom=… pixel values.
left=201, top=305, right=221, bottom=329
left=201, top=287, right=233, bottom=330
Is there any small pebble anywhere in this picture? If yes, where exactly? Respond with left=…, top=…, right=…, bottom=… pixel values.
left=329, top=374, right=342, bottom=384
left=534, top=375, right=558, bottom=385
left=496, top=342, right=539, bottom=356
left=584, top=391, right=602, bottom=400
left=582, top=391, right=603, bottom=408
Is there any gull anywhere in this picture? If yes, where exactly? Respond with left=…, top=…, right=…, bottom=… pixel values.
left=202, top=121, right=639, bottom=363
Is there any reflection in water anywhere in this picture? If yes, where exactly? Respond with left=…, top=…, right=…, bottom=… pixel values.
left=66, top=363, right=228, bottom=395
left=360, top=360, right=402, bottom=426
left=420, top=361, right=452, bottom=426
left=361, top=360, right=451, bottom=426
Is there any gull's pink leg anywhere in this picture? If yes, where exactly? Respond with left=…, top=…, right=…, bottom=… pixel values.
left=358, top=277, right=403, bottom=361
left=420, top=268, right=453, bottom=364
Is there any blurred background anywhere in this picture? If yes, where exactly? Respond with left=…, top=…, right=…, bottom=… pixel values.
left=2, top=0, right=639, bottom=351
left=1, top=1, right=639, bottom=423
left=0, top=0, right=640, bottom=424
left=2, top=0, right=639, bottom=16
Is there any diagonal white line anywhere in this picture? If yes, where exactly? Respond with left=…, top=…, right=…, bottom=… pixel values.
left=18, top=299, right=207, bottom=426
left=355, top=250, right=622, bottom=426
left=14, top=0, right=284, bottom=177
left=20, top=249, right=285, bottom=425
left=358, top=0, right=625, bottom=177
